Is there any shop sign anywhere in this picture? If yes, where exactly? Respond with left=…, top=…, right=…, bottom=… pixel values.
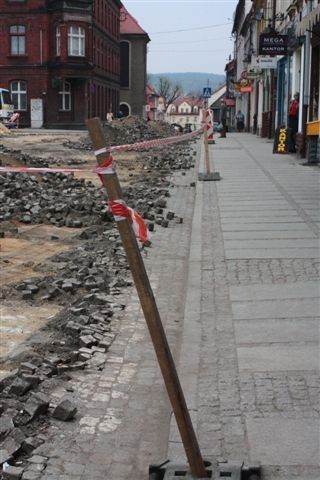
left=233, top=82, right=242, bottom=91
left=240, top=85, right=253, bottom=93
left=273, top=126, right=294, bottom=154
left=259, top=34, right=288, bottom=56
left=225, top=99, right=235, bottom=106
left=247, top=68, right=262, bottom=79
left=251, top=55, right=278, bottom=69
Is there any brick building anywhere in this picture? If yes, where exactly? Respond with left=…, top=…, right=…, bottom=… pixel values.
left=0, top=0, right=122, bottom=128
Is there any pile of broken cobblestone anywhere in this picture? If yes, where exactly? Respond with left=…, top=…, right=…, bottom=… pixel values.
left=0, top=125, right=198, bottom=479
left=62, top=116, right=179, bottom=151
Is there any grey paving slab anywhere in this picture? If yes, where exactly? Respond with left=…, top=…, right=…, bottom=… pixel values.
left=225, top=239, right=319, bottom=249
left=246, top=418, right=320, bottom=466
left=232, top=298, right=319, bottom=319
left=230, top=281, right=319, bottom=301
left=218, top=196, right=284, bottom=201
left=234, top=318, right=319, bottom=344
left=225, top=248, right=319, bottom=259
left=221, top=212, right=300, bottom=219
left=219, top=206, right=296, bottom=212
left=222, top=222, right=311, bottom=231
left=223, top=230, right=317, bottom=239
left=221, top=217, right=305, bottom=224
left=237, top=344, right=319, bottom=371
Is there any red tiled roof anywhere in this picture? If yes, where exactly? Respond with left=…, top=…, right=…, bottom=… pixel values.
left=120, top=5, right=148, bottom=36
left=173, top=96, right=204, bottom=108
left=146, top=84, right=159, bottom=96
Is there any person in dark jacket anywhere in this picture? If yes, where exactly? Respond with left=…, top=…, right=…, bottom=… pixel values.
left=219, top=100, right=227, bottom=137
left=288, top=92, right=299, bottom=150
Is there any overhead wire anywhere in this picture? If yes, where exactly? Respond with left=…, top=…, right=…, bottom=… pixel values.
left=150, top=22, right=232, bottom=34
left=154, top=37, right=232, bottom=45
left=149, top=49, right=227, bottom=53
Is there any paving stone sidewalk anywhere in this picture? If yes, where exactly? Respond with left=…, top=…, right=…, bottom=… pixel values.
left=32, top=142, right=202, bottom=480
left=33, top=134, right=319, bottom=480
left=168, top=133, right=319, bottom=480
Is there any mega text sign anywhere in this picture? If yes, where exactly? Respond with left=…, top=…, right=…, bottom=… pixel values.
left=259, top=34, right=288, bottom=56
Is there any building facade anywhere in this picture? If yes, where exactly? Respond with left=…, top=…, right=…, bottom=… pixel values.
left=230, top=0, right=319, bottom=161
left=0, top=0, right=122, bottom=128
left=166, top=96, right=204, bottom=131
left=119, top=5, right=150, bottom=117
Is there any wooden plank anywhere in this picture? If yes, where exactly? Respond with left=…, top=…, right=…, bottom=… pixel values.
left=86, top=117, right=207, bottom=478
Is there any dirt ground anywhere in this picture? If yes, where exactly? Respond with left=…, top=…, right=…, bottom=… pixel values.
left=0, top=130, right=146, bottom=370
left=0, top=131, right=145, bottom=185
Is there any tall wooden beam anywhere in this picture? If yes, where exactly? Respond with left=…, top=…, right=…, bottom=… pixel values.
left=86, top=117, right=207, bottom=478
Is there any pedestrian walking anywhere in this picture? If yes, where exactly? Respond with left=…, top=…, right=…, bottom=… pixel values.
left=106, top=110, right=114, bottom=123
left=236, top=110, right=245, bottom=132
left=288, top=92, right=299, bottom=151
left=219, top=100, right=227, bottom=138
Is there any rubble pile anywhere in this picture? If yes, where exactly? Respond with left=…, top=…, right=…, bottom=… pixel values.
left=0, top=121, right=199, bottom=478
left=62, top=117, right=178, bottom=151
left=0, top=142, right=195, bottom=230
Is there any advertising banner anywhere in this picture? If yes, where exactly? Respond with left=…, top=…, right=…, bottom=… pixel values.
left=273, top=126, right=294, bottom=154
left=259, top=34, right=288, bottom=56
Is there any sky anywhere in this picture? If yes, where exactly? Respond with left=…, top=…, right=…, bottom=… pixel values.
left=123, top=0, right=238, bottom=75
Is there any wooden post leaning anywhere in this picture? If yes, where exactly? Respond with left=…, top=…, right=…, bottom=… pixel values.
left=86, top=117, right=207, bottom=479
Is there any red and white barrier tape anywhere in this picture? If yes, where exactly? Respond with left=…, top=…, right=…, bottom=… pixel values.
left=109, top=200, right=151, bottom=244
left=0, top=156, right=115, bottom=175
left=109, top=127, right=203, bottom=152
left=0, top=128, right=203, bottom=175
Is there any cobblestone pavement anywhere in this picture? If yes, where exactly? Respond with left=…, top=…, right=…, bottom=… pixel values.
left=33, top=134, right=319, bottom=480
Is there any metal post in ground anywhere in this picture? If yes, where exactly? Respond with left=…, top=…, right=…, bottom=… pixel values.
left=86, top=117, right=208, bottom=479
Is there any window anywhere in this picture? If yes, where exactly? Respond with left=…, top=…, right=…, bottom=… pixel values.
left=56, top=26, right=61, bottom=56
left=68, top=26, right=85, bottom=56
left=59, top=81, right=71, bottom=111
left=10, top=81, right=27, bottom=110
left=193, top=106, right=198, bottom=113
left=10, top=25, right=26, bottom=55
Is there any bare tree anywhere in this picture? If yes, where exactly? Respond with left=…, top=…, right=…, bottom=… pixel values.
left=157, top=77, right=183, bottom=107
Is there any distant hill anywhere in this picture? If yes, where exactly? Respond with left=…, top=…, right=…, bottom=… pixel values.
left=148, top=72, right=225, bottom=95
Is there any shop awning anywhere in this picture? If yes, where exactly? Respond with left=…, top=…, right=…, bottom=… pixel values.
left=296, top=5, right=320, bottom=36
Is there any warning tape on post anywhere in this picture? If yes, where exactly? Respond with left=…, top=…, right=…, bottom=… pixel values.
left=109, top=128, right=203, bottom=152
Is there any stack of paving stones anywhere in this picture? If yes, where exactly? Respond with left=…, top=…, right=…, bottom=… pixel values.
left=0, top=122, right=197, bottom=479
left=0, top=173, right=108, bottom=227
